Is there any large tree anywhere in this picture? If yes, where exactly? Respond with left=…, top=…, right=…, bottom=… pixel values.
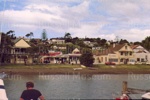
left=80, top=51, right=94, bottom=67
left=0, top=30, right=15, bottom=65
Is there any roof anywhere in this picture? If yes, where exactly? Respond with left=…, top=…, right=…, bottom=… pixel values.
left=130, top=45, right=139, bottom=49
left=12, top=38, right=21, bottom=44
left=98, top=44, right=126, bottom=56
left=72, top=48, right=80, bottom=54
left=12, top=38, right=31, bottom=48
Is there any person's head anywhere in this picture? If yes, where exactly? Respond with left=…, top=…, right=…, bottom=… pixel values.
left=26, top=82, right=34, bottom=89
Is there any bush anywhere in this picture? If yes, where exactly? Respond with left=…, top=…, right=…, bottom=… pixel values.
left=80, top=51, right=94, bottom=67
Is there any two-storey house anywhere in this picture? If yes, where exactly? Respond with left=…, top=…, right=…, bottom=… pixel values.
left=98, top=43, right=134, bottom=64
left=10, top=38, right=32, bottom=64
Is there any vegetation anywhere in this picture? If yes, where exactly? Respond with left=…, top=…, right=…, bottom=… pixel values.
left=25, top=32, right=34, bottom=39
left=0, top=30, right=150, bottom=65
left=80, top=51, right=94, bottom=67
left=142, top=36, right=150, bottom=51
left=41, top=29, right=48, bottom=41
left=0, top=30, right=16, bottom=64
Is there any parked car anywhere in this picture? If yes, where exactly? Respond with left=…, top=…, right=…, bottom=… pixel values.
left=105, top=62, right=116, bottom=65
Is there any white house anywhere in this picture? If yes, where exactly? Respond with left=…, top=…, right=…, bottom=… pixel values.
left=50, top=38, right=65, bottom=44
left=131, top=45, right=150, bottom=64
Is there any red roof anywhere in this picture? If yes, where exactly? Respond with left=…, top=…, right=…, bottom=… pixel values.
left=49, top=52, right=61, bottom=56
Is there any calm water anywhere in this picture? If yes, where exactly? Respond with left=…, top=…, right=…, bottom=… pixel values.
left=3, top=74, right=150, bottom=99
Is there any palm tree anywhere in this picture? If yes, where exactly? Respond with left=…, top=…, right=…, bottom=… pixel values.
left=25, top=33, right=30, bottom=38
left=29, top=32, right=34, bottom=39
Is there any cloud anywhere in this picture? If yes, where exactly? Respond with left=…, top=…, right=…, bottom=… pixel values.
left=0, top=0, right=150, bottom=42
left=114, top=29, right=150, bottom=42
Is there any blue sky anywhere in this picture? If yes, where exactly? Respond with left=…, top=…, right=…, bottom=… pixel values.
left=0, top=0, right=150, bottom=42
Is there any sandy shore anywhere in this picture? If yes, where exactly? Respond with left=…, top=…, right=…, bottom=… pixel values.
left=1, top=68, right=150, bottom=75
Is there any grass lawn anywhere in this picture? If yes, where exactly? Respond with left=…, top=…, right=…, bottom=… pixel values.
left=0, top=64, right=81, bottom=69
left=0, top=64, right=150, bottom=69
left=94, top=64, right=150, bottom=69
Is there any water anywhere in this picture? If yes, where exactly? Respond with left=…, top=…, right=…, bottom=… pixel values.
left=3, top=74, right=150, bottom=99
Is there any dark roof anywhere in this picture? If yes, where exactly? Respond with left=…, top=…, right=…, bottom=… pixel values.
left=98, top=44, right=125, bottom=56
left=12, top=38, right=21, bottom=44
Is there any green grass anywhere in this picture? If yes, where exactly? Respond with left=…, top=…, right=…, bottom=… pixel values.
left=0, top=64, right=150, bottom=69
left=94, top=64, right=150, bottom=69
left=0, top=64, right=81, bottom=69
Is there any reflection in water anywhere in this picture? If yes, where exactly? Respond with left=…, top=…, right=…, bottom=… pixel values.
left=3, top=74, right=150, bottom=99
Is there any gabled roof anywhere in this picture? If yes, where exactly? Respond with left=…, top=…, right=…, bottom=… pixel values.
left=98, top=44, right=126, bottom=56
left=72, top=48, right=80, bottom=54
left=12, top=38, right=31, bottom=48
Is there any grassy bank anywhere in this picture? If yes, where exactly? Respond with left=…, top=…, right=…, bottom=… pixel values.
left=1, top=64, right=150, bottom=69
left=0, top=64, right=150, bottom=75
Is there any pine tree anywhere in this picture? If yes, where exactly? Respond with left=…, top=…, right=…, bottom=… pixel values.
left=41, top=29, right=47, bottom=41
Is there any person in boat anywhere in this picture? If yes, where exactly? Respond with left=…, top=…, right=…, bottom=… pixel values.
left=20, top=82, right=45, bottom=100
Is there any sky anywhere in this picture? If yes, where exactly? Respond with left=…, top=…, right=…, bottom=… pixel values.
left=0, top=0, right=150, bottom=42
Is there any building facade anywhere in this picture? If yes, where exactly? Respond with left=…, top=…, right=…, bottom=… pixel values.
left=98, top=43, right=134, bottom=64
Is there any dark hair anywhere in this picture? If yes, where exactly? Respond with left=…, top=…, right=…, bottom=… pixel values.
left=26, top=82, right=34, bottom=88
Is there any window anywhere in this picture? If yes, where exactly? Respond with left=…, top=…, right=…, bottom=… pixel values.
left=105, top=57, right=107, bottom=62
left=109, top=59, right=118, bottom=62
left=101, top=57, right=103, bottom=62
left=125, top=46, right=127, bottom=49
left=137, top=58, right=140, bottom=61
left=130, top=52, right=132, bottom=56
left=121, top=52, right=123, bottom=55
left=120, top=59, right=124, bottom=62
left=125, top=52, right=128, bottom=56
left=141, top=58, right=145, bottom=62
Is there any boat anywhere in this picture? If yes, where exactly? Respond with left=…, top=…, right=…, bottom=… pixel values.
left=0, top=79, right=8, bottom=100
left=115, top=94, right=131, bottom=100
left=141, top=92, right=150, bottom=100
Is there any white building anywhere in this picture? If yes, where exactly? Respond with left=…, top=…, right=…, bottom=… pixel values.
left=131, top=45, right=150, bottom=64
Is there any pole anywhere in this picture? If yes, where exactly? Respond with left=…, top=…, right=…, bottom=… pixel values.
left=122, top=81, right=128, bottom=94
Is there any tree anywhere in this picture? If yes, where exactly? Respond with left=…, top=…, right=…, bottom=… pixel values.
left=0, top=30, right=15, bottom=65
left=119, top=39, right=129, bottom=44
left=25, top=33, right=30, bottom=38
left=142, top=36, right=150, bottom=51
left=80, top=51, right=94, bottom=67
left=64, top=32, right=72, bottom=39
left=41, top=29, right=48, bottom=41
left=25, top=32, right=34, bottom=39
left=64, top=32, right=72, bottom=43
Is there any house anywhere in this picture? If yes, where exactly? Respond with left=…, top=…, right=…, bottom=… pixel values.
left=131, top=45, right=150, bottom=64
left=83, top=41, right=95, bottom=47
left=50, top=38, right=65, bottom=44
left=10, top=38, right=32, bottom=64
left=98, top=43, right=134, bottom=64
left=40, top=48, right=81, bottom=64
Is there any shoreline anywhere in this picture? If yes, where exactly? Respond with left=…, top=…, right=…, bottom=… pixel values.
left=1, top=68, right=150, bottom=75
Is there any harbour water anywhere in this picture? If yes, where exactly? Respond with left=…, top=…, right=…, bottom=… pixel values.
left=3, top=74, right=150, bottom=99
